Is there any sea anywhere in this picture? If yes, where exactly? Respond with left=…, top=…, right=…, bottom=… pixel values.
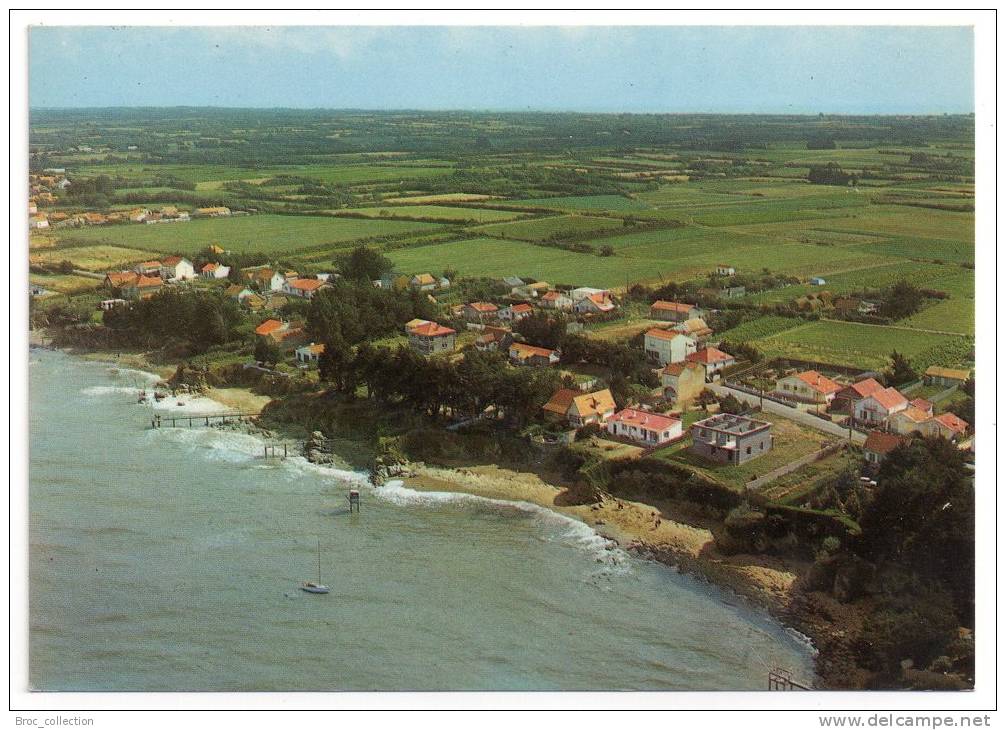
left=28, top=348, right=815, bottom=691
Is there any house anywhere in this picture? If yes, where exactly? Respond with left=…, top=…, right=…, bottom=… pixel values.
left=854, top=387, right=909, bottom=428
left=128, top=208, right=150, bottom=223
left=225, top=284, right=255, bottom=302
left=924, top=366, right=971, bottom=388
left=474, top=327, right=512, bottom=352
left=909, top=398, right=934, bottom=416
left=498, top=303, right=533, bottom=323
left=463, top=302, right=499, bottom=323
left=195, top=206, right=231, bottom=217
left=774, top=370, right=842, bottom=404
left=405, top=318, right=433, bottom=334
left=809, top=277, right=827, bottom=286
left=508, top=342, right=560, bottom=367
left=513, top=281, right=551, bottom=299
left=29, top=215, right=49, bottom=229
left=863, top=431, right=910, bottom=465
left=890, top=406, right=934, bottom=436
left=122, top=275, right=162, bottom=300
left=570, top=287, right=607, bottom=301
left=928, top=412, right=969, bottom=441
left=103, top=271, right=139, bottom=290
left=134, top=260, right=162, bottom=276
left=283, top=278, right=327, bottom=299
left=501, top=276, right=525, bottom=289
left=539, top=290, right=573, bottom=311
left=690, top=414, right=773, bottom=465
left=159, top=255, right=195, bottom=281
left=243, top=267, right=286, bottom=292
left=671, top=317, right=713, bottom=342
left=243, top=293, right=266, bottom=311
left=208, top=244, right=226, bottom=255
left=660, top=361, right=706, bottom=406
left=408, top=322, right=457, bottom=355
left=649, top=300, right=699, bottom=322
left=685, top=347, right=737, bottom=380
left=715, top=264, right=736, bottom=276
left=295, top=343, right=326, bottom=364
left=255, top=319, right=288, bottom=338
left=858, top=300, right=881, bottom=315
left=542, top=388, right=616, bottom=428
left=606, top=409, right=682, bottom=447
left=644, top=329, right=697, bottom=366
left=98, top=299, right=126, bottom=311
left=200, top=263, right=231, bottom=280
left=574, top=292, right=616, bottom=315
left=833, top=377, right=885, bottom=413
left=410, top=273, right=438, bottom=291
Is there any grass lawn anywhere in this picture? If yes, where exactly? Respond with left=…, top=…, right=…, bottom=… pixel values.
left=31, top=244, right=155, bottom=271
left=507, top=195, right=652, bottom=211
left=49, top=215, right=446, bottom=257
left=653, top=411, right=833, bottom=491
left=756, top=446, right=860, bottom=505
left=469, top=214, right=627, bottom=241
left=332, top=205, right=527, bottom=223
left=29, top=273, right=103, bottom=294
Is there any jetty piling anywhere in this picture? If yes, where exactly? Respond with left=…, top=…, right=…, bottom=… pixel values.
left=348, top=489, right=361, bottom=512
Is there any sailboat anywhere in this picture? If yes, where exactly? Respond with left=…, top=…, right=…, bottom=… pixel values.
left=301, top=537, right=330, bottom=594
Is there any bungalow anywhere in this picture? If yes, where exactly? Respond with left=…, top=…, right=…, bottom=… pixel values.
left=574, top=292, right=616, bottom=315
left=200, top=263, right=231, bottom=280
left=295, top=342, right=326, bottom=364
left=774, top=370, right=842, bottom=405
left=607, top=409, right=682, bottom=447
left=474, top=327, right=512, bottom=353
left=863, top=431, right=910, bottom=465
left=542, top=388, right=616, bottom=428
left=283, top=278, right=327, bottom=299
left=928, top=412, right=969, bottom=441
left=890, top=406, right=934, bottom=436
left=690, top=413, right=773, bottom=465
left=410, top=273, right=438, bottom=291
left=685, top=347, right=737, bottom=380
left=408, top=321, right=457, bottom=355
left=671, top=317, right=713, bottom=342
left=122, top=275, right=162, bottom=300
left=513, top=281, right=551, bottom=299
left=103, top=271, right=139, bottom=290
left=660, top=361, right=707, bottom=406
left=854, top=387, right=909, bottom=428
left=924, top=366, right=971, bottom=388
left=463, top=302, right=499, bottom=323
left=833, top=377, right=885, bottom=413
left=570, top=287, right=607, bottom=302
left=715, top=264, right=736, bottom=276
left=644, top=329, right=696, bottom=366
left=159, top=255, right=195, bottom=281
left=225, top=284, right=255, bottom=302
left=196, top=206, right=231, bottom=217
left=539, top=290, right=573, bottom=311
left=809, top=277, right=827, bottom=286
left=498, top=303, right=533, bottom=323
left=508, top=342, right=560, bottom=367
left=255, top=319, right=288, bottom=338
left=649, top=300, right=699, bottom=323
left=134, top=260, right=162, bottom=276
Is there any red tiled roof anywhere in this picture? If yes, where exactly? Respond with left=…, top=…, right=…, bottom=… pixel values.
left=910, top=398, right=933, bottom=412
left=864, top=431, right=909, bottom=455
left=687, top=347, right=735, bottom=364
left=510, top=303, right=533, bottom=313
left=134, top=275, right=162, bottom=289
left=510, top=343, right=557, bottom=359
left=934, top=412, right=969, bottom=434
left=609, top=408, right=679, bottom=432
left=662, top=361, right=703, bottom=376
left=255, top=319, right=285, bottom=336
left=844, top=378, right=884, bottom=398
left=467, top=302, right=498, bottom=312
left=793, top=370, right=842, bottom=395
left=645, top=327, right=688, bottom=342
left=161, top=255, right=184, bottom=266
left=201, top=263, right=219, bottom=272
left=541, top=291, right=565, bottom=301
left=869, top=387, right=909, bottom=411
left=289, top=278, right=325, bottom=291
left=650, top=300, right=694, bottom=313
left=105, top=272, right=138, bottom=287
left=543, top=388, right=578, bottom=416
left=410, top=322, right=456, bottom=337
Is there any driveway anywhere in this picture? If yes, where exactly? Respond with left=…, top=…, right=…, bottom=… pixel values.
left=709, top=383, right=866, bottom=445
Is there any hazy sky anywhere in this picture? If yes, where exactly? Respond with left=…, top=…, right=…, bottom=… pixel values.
left=29, top=25, right=974, bottom=113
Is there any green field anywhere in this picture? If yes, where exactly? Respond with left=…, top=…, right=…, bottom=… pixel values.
left=48, top=215, right=446, bottom=257
left=31, top=244, right=154, bottom=271
left=752, top=319, right=973, bottom=371
left=332, top=205, right=526, bottom=223
left=508, top=195, right=651, bottom=211
left=470, top=214, right=627, bottom=241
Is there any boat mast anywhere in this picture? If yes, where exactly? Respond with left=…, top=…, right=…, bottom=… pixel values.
left=317, top=537, right=322, bottom=584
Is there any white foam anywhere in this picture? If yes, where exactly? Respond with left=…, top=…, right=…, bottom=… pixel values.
left=374, top=481, right=630, bottom=575
left=81, top=385, right=139, bottom=398
left=147, top=395, right=229, bottom=414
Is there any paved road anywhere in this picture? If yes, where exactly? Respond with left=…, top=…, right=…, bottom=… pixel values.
left=708, top=382, right=866, bottom=445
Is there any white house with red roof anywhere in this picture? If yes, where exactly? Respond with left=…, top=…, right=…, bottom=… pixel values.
left=774, top=370, right=843, bottom=405
left=408, top=321, right=457, bottom=355
left=833, top=377, right=885, bottom=412
left=606, top=408, right=682, bottom=446
left=508, top=342, right=560, bottom=367
left=685, top=347, right=737, bottom=380
left=644, top=328, right=696, bottom=366
left=159, top=255, right=195, bottom=281
left=200, top=262, right=231, bottom=280
left=854, top=387, right=909, bottom=427
left=283, top=278, right=327, bottom=299
left=927, top=412, right=970, bottom=441
left=649, top=300, right=700, bottom=322
left=463, top=302, right=499, bottom=323
left=539, top=290, right=573, bottom=311
left=498, top=302, right=533, bottom=323
left=574, top=292, right=616, bottom=315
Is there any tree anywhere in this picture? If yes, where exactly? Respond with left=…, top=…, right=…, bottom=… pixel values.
left=696, top=389, right=718, bottom=411
left=599, top=245, right=615, bottom=257
left=336, top=245, right=393, bottom=282
left=884, top=351, right=916, bottom=387
left=254, top=337, right=281, bottom=367
left=717, top=393, right=745, bottom=415
left=880, top=280, right=925, bottom=320
left=318, top=334, right=350, bottom=391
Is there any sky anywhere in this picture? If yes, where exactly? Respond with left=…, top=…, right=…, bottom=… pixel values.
left=28, top=25, right=974, bottom=113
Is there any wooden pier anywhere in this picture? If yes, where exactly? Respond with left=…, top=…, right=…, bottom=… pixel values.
left=768, top=667, right=811, bottom=690
left=150, top=411, right=261, bottom=429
